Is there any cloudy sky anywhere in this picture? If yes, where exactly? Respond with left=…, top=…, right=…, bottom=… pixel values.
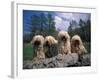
left=23, top=10, right=90, bottom=32
left=54, top=12, right=90, bottom=31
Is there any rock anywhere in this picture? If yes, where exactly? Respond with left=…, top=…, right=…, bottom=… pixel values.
left=81, top=54, right=91, bottom=66
left=23, top=60, right=33, bottom=69
left=23, top=53, right=91, bottom=69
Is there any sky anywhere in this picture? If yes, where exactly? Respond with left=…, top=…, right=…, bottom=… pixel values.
left=54, top=12, right=90, bottom=31
left=23, top=10, right=91, bottom=33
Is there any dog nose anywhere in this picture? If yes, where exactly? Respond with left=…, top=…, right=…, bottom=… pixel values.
left=45, top=41, right=49, bottom=46
left=61, top=36, right=66, bottom=41
left=74, top=40, right=80, bottom=46
left=34, top=40, right=41, bottom=45
left=62, top=36, right=65, bottom=39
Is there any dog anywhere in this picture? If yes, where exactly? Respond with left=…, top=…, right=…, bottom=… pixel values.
left=71, top=35, right=87, bottom=55
left=58, top=31, right=71, bottom=55
left=31, top=35, right=45, bottom=59
left=44, top=36, right=58, bottom=58
left=71, top=35, right=87, bottom=61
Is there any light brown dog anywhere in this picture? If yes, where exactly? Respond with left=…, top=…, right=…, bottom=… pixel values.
left=58, top=31, right=71, bottom=55
left=44, top=36, right=58, bottom=58
left=71, top=35, right=87, bottom=55
left=31, top=35, right=45, bottom=59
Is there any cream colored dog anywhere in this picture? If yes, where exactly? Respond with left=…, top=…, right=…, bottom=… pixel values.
left=71, top=35, right=87, bottom=55
left=58, top=31, right=71, bottom=55
left=31, top=35, right=45, bottom=59
left=45, top=36, right=58, bottom=46
left=44, top=36, right=58, bottom=58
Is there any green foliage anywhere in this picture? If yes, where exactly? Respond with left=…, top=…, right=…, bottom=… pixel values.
left=28, top=13, right=57, bottom=38
left=68, top=19, right=91, bottom=42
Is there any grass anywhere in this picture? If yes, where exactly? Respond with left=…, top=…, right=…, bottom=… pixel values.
left=23, top=42, right=90, bottom=60
left=23, top=43, right=33, bottom=60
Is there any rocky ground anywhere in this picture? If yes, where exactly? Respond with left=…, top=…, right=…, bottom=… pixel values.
left=23, top=53, right=91, bottom=69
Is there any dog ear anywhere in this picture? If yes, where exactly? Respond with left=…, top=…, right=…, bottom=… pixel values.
left=80, top=46, right=87, bottom=54
left=55, top=40, right=58, bottom=44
